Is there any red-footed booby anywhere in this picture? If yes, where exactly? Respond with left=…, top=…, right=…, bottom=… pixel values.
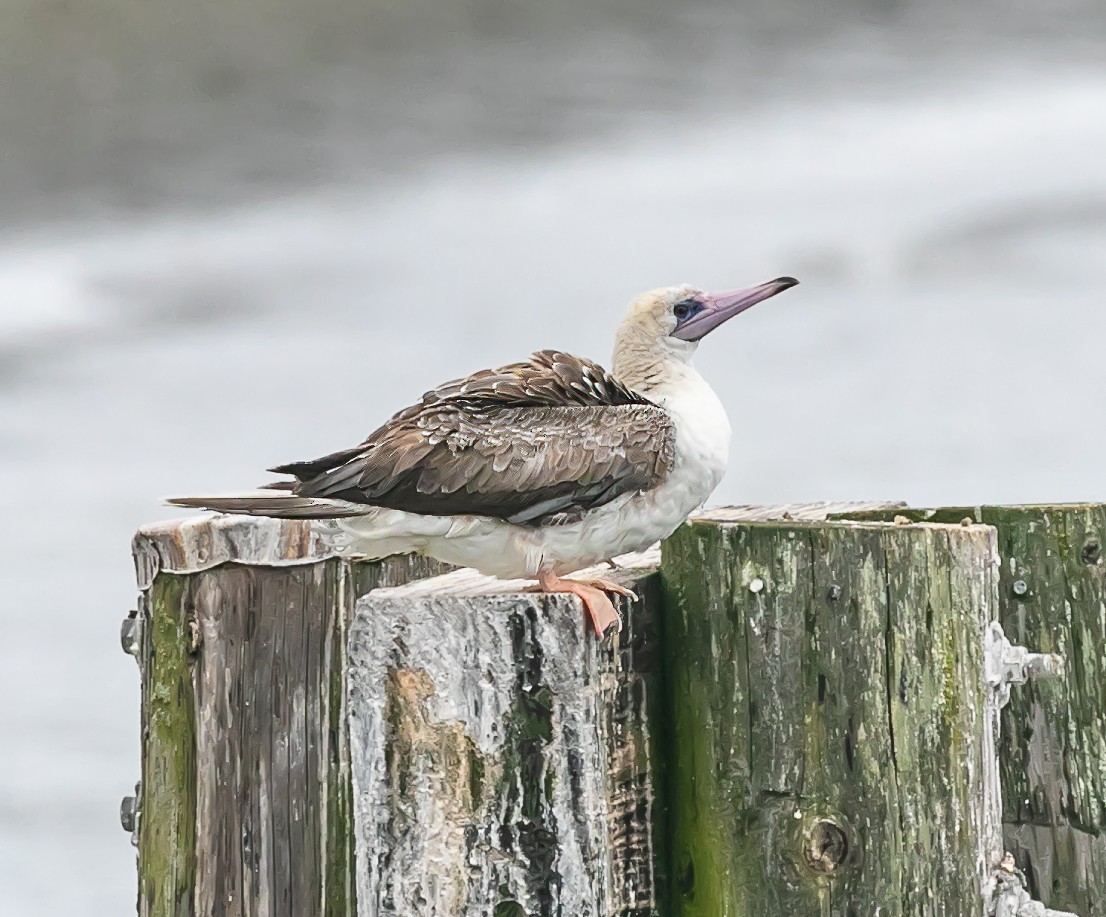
left=169, top=277, right=798, bottom=637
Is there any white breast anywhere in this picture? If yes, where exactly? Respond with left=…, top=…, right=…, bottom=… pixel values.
left=650, top=365, right=732, bottom=498
left=616, top=365, right=732, bottom=541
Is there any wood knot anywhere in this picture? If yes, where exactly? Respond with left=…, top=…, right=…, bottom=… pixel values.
left=804, top=818, right=849, bottom=875
left=1083, top=541, right=1102, bottom=565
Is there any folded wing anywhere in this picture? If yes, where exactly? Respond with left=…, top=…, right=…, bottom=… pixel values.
left=273, top=351, right=676, bottom=525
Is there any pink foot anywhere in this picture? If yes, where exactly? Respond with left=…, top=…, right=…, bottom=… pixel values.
left=534, top=571, right=634, bottom=638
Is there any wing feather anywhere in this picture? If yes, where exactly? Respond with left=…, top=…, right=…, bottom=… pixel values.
left=273, top=351, right=675, bottom=525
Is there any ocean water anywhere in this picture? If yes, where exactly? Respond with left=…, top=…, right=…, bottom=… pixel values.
left=1, top=2, right=1105, bottom=913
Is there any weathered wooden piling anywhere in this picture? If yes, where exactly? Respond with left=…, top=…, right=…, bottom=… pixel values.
left=126, top=504, right=1090, bottom=917
left=837, top=505, right=1106, bottom=917
left=662, top=513, right=998, bottom=916
left=130, top=516, right=446, bottom=917
left=345, top=556, right=665, bottom=917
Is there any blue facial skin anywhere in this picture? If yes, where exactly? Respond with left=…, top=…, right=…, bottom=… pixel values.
left=672, top=297, right=706, bottom=332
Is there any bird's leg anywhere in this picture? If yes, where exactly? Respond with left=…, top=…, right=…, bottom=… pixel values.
left=534, top=570, right=628, bottom=638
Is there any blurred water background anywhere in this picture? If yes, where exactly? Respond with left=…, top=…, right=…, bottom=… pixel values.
left=1, top=0, right=1105, bottom=913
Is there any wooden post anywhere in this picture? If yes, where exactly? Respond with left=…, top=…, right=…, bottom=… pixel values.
left=834, top=505, right=1106, bottom=916
left=130, top=516, right=446, bottom=917
left=661, top=513, right=999, bottom=915
left=130, top=503, right=1070, bottom=916
left=344, top=555, right=665, bottom=917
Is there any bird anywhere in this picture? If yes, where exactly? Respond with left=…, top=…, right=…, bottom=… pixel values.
left=169, top=277, right=798, bottom=638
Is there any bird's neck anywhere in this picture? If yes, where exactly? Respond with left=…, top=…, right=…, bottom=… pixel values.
left=612, top=330, right=699, bottom=400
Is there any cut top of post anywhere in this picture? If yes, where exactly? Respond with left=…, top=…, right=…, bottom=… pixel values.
left=133, top=514, right=365, bottom=590
left=132, top=502, right=903, bottom=590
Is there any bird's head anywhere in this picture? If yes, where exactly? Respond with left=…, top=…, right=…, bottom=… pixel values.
left=613, top=277, right=798, bottom=381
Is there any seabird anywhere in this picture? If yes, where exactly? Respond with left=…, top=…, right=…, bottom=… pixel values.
left=170, top=277, right=798, bottom=637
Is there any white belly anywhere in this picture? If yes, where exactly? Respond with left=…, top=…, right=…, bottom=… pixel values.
left=335, top=369, right=732, bottom=579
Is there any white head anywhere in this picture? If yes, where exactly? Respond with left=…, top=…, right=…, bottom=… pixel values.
left=612, top=277, right=798, bottom=389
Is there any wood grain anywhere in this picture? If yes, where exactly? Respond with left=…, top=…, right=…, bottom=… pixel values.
left=838, top=504, right=1106, bottom=916
left=134, top=516, right=445, bottom=917
left=346, top=552, right=665, bottom=917
left=662, top=518, right=997, bottom=916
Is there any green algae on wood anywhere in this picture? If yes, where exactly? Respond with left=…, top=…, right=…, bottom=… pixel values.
left=835, top=505, right=1106, bottom=916
left=661, top=517, right=997, bottom=916
left=139, top=573, right=197, bottom=917
left=132, top=516, right=446, bottom=917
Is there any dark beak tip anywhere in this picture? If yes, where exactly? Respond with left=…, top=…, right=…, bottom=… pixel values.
left=774, top=276, right=800, bottom=290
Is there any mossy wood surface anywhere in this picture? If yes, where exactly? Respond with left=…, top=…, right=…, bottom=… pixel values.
left=346, top=558, right=665, bottom=917
left=662, top=518, right=997, bottom=916
left=133, top=517, right=444, bottom=917
left=836, top=505, right=1106, bottom=915
left=139, top=573, right=196, bottom=917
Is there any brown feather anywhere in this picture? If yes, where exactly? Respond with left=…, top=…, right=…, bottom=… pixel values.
left=270, top=351, right=675, bottom=525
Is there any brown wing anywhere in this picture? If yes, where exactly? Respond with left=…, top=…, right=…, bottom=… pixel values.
left=270, top=352, right=675, bottom=525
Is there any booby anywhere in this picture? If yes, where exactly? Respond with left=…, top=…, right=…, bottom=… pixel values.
left=170, top=277, right=798, bottom=637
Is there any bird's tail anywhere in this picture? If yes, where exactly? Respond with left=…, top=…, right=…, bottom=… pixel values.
left=166, top=492, right=375, bottom=520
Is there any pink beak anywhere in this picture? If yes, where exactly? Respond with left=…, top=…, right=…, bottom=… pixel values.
left=671, top=276, right=799, bottom=342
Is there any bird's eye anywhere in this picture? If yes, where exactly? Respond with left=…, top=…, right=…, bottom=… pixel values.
left=673, top=303, right=691, bottom=320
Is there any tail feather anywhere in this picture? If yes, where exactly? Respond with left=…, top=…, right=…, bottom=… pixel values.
left=268, top=444, right=366, bottom=481
left=166, top=492, right=374, bottom=520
